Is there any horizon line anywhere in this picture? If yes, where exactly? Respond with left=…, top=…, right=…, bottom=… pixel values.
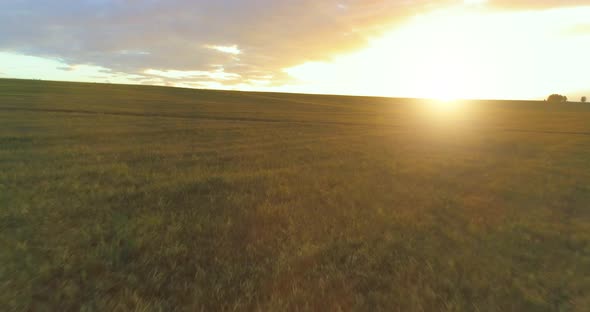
left=0, top=77, right=577, bottom=103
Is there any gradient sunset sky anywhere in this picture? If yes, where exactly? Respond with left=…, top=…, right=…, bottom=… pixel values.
left=1, top=0, right=589, bottom=100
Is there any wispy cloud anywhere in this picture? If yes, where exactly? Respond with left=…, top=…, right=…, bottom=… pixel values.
left=144, top=68, right=241, bottom=81
left=206, top=45, right=241, bottom=55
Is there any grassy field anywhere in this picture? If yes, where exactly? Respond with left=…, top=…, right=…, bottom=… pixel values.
left=1, top=78, right=590, bottom=311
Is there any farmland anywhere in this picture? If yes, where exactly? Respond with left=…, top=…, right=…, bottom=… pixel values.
left=1, top=78, right=590, bottom=311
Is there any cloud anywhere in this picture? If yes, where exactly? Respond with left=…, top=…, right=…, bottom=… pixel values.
left=206, top=45, right=242, bottom=55
left=144, top=68, right=241, bottom=81
left=0, top=0, right=588, bottom=92
left=0, top=0, right=457, bottom=87
left=57, top=66, right=75, bottom=71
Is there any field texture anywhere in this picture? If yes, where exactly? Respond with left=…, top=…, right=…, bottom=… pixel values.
left=1, top=79, right=590, bottom=311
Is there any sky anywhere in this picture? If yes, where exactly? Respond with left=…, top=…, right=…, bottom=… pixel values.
left=1, top=0, right=589, bottom=100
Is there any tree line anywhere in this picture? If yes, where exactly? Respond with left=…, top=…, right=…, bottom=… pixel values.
left=546, top=94, right=587, bottom=103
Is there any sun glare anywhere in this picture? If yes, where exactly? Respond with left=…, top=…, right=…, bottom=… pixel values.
left=426, top=97, right=463, bottom=116
left=284, top=6, right=590, bottom=100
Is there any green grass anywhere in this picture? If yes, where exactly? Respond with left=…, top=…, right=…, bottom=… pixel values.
left=1, top=78, right=590, bottom=311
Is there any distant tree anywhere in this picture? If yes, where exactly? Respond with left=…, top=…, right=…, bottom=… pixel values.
left=582, top=96, right=587, bottom=103
left=547, top=94, right=568, bottom=104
